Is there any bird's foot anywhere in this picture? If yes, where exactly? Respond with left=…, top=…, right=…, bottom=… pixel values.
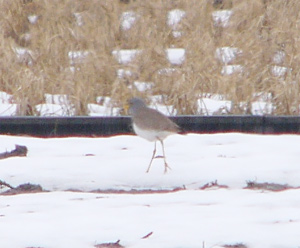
left=164, top=162, right=172, bottom=174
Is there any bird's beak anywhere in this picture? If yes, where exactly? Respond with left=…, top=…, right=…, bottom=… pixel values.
left=124, top=102, right=130, bottom=115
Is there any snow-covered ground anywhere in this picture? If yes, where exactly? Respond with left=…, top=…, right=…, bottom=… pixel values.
left=1, top=133, right=300, bottom=248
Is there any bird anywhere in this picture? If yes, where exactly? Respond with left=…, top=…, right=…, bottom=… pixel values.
left=128, top=97, right=180, bottom=173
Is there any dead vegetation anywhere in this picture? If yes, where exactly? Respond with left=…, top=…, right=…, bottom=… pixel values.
left=94, top=240, right=124, bottom=248
left=200, top=180, right=228, bottom=190
left=223, top=243, right=248, bottom=248
left=0, top=181, right=44, bottom=195
left=0, top=0, right=300, bottom=115
left=245, top=181, right=297, bottom=192
left=0, top=144, right=28, bottom=159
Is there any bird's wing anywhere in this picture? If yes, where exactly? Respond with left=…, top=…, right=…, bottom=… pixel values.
left=133, top=107, right=179, bottom=133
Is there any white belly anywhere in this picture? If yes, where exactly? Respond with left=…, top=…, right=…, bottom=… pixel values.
left=133, top=123, right=174, bottom=142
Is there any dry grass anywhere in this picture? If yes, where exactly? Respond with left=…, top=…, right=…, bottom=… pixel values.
left=0, top=0, right=300, bottom=115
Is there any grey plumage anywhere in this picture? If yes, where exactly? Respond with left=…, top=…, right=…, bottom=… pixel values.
left=128, top=97, right=180, bottom=173
left=129, top=97, right=179, bottom=134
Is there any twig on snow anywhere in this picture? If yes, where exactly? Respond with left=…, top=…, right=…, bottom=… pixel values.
left=141, top=232, right=153, bottom=239
left=0, top=180, right=14, bottom=189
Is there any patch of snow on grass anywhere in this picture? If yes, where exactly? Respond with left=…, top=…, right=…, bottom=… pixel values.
left=157, top=68, right=178, bottom=75
left=13, top=47, right=35, bottom=66
left=87, top=104, right=120, bottom=116
left=121, top=11, right=138, bottom=30
left=0, top=91, right=13, bottom=104
left=130, top=81, right=154, bottom=92
left=271, top=65, right=291, bottom=77
left=149, top=95, right=177, bottom=115
left=45, top=94, right=71, bottom=105
left=68, top=50, right=90, bottom=65
left=198, top=97, right=232, bottom=115
left=221, top=65, right=243, bottom=75
left=273, top=50, right=285, bottom=64
left=28, top=15, right=39, bottom=24
left=117, top=69, right=133, bottom=79
left=73, top=12, right=84, bottom=26
left=88, top=96, right=120, bottom=116
left=251, top=101, right=273, bottom=115
left=35, top=104, right=75, bottom=116
left=36, top=94, right=74, bottom=116
left=212, top=10, right=233, bottom=28
left=167, top=9, right=185, bottom=27
left=166, top=48, right=185, bottom=65
left=167, top=9, right=186, bottom=37
left=96, top=96, right=112, bottom=106
left=216, top=47, right=242, bottom=64
left=0, top=92, right=16, bottom=116
left=112, top=49, right=142, bottom=64
left=0, top=104, right=17, bottom=116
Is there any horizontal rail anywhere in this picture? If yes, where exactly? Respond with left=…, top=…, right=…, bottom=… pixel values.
left=0, top=116, right=300, bottom=137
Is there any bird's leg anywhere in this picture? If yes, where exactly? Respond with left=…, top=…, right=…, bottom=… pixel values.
left=146, top=141, right=157, bottom=173
left=159, top=139, right=171, bottom=173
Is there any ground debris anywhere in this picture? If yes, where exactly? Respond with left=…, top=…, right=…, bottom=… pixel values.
left=89, top=187, right=185, bottom=194
left=200, top=180, right=228, bottom=190
left=244, top=181, right=297, bottom=192
left=223, top=243, right=248, bottom=248
left=0, top=144, right=28, bottom=159
left=141, top=231, right=153, bottom=239
left=1, top=183, right=44, bottom=195
left=0, top=180, right=14, bottom=189
left=94, top=240, right=124, bottom=248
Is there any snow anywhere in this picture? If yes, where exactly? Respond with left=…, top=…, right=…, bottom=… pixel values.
left=167, top=9, right=186, bottom=37
left=221, top=64, right=243, bottom=75
left=36, top=103, right=75, bottom=116
left=215, top=47, right=243, bottom=75
left=13, top=47, right=35, bottom=66
left=28, top=15, right=39, bottom=24
left=73, top=12, right=84, bottom=26
left=273, top=50, right=285, bottom=64
left=198, top=96, right=274, bottom=115
left=44, top=94, right=71, bottom=105
left=157, top=67, right=178, bottom=75
left=167, top=9, right=186, bottom=28
left=270, top=65, right=291, bottom=78
left=0, top=91, right=12, bottom=104
left=0, top=92, right=17, bottom=116
left=88, top=104, right=120, bottom=116
left=198, top=97, right=231, bottom=115
left=251, top=101, right=273, bottom=115
left=35, top=94, right=75, bottom=116
left=68, top=50, right=90, bottom=65
left=112, top=49, right=185, bottom=65
left=121, top=11, right=138, bottom=31
left=131, top=81, right=154, bottom=92
left=0, top=104, right=17, bottom=116
left=216, top=47, right=242, bottom=64
left=149, top=95, right=177, bottom=115
left=117, top=68, right=133, bottom=78
left=166, top=48, right=186, bottom=65
left=112, top=49, right=142, bottom=64
left=212, top=10, right=233, bottom=28
left=1, top=133, right=300, bottom=248
left=87, top=96, right=121, bottom=116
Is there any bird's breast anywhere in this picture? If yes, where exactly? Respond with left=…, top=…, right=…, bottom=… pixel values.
left=133, top=123, right=174, bottom=142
